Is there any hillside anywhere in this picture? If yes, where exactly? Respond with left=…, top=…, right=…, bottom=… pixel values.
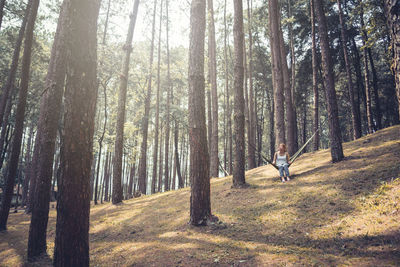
left=1, top=125, right=400, bottom=266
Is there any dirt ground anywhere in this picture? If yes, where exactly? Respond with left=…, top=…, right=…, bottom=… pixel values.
left=1, top=125, right=400, bottom=266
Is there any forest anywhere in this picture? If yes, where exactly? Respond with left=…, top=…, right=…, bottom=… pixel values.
left=0, top=0, right=399, bottom=266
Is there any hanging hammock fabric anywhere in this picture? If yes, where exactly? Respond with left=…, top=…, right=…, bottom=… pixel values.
left=248, top=128, right=320, bottom=170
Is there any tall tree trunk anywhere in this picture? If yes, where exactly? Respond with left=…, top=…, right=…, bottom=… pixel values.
left=53, top=0, right=100, bottom=265
left=138, top=0, right=157, bottom=195
left=174, top=116, right=183, bottom=188
left=288, top=0, right=298, bottom=153
left=207, top=89, right=212, bottom=155
left=0, top=0, right=39, bottom=231
left=314, top=0, right=344, bottom=162
left=188, top=0, right=211, bottom=225
left=104, top=152, right=111, bottom=202
left=102, top=0, right=111, bottom=45
left=207, top=0, right=219, bottom=177
left=367, top=48, right=382, bottom=129
left=0, top=1, right=30, bottom=129
left=164, top=0, right=171, bottom=191
left=351, top=37, right=365, bottom=131
left=279, top=20, right=295, bottom=156
left=112, top=0, right=140, bottom=204
left=27, top=2, right=67, bottom=258
left=337, top=0, right=361, bottom=139
left=269, top=0, right=285, bottom=147
left=232, top=0, right=246, bottom=187
left=360, top=7, right=375, bottom=134
left=385, top=0, right=400, bottom=119
left=246, top=0, right=256, bottom=169
left=102, top=151, right=110, bottom=201
left=269, top=95, right=275, bottom=158
left=311, top=0, right=320, bottom=151
left=152, top=0, right=163, bottom=194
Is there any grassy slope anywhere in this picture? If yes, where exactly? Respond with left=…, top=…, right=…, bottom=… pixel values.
left=1, top=125, right=400, bottom=267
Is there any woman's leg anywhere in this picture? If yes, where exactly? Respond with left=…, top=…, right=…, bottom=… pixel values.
left=279, top=167, right=285, bottom=182
left=284, top=165, right=290, bottom=180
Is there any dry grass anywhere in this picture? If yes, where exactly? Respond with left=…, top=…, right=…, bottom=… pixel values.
left=1, top=125, right=400, bottom=267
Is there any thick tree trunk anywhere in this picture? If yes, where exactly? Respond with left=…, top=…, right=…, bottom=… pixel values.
left=0, top=1, right=30, bottom=129
left=164, top=0, right=171, bottom=191
left=138, top=0, right=157, bottom=195
left=279, top=21, right=295, bottom=156
left=360, top=8, right=375, bottom=134
left=311, top=0, right=320, bottom=151
left=337, top=0, right=361, bottom=140
left=188, top=0, right=211, bottom=225
left=314, top=0, right=344, bottom=162
left=0, top=0, right=39, bottom=231
left=232, top=0, right=246, bottom=187
left=152, top=0, right=163, bottom=194
left=27, top=2, right=67, bottom=259
left=112, top=0, right=139, bottom=204
left=53, top=0, right=100, bottom=265
left=269, top=0, right=285, bottom=147
left=207, top=0, right=219, bottom=178
left=385, top=0, right=400, bottom=119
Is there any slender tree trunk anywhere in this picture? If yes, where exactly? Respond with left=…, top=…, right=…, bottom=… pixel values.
left=0, top=1, right=31, bottom=129
left=269, top=0, right=285, bottom=147
left=0, top=94, right=14, bottom=168
left=164, top=0, right=171, bottom=191
left=0, top=0, right=39, bottom=231
left=27, top=2, right=68, bottom=258
left=112, top=0, right=139, bottom=204
left=269, top=95, right=275, bottom=158
left=367, top=48, right=382, bottom=129
left=104, top=152, right=111, bottom=202
left=246, top=0, right=256, bottom=169
left=337, top=0, right=361, bottom=139
left=314, top=0, right=344, bottom=162
left=152, top=0, right=163, bottom=194
left=102, top=0, right=111, bottom=44
left=351, top=37, right=365, bottom=130
left=189, top=0, right=212, bottom=226
left=207, top=0, right=219, bottom=178
left=138, top=0, right=157, bottom=195
left=174, top=116, right=183, bottom=188
left=288, top=0, right=298, bottom=153
left=223, top=0, right=231, bottom=174
left=311, top=0, right=320, bottom=151
left=385, top=0, right=400, bottom=119
left=232, top=0, right=246, bottom=187
left=53, top=0, right=100, bottom=265
left=158, top=126, right=164, bottom=192
left=21, top=124, right=33, bottom=206
left=360, top=7, right=375, bottom=134
left=207, top=89, right=212, bottom=155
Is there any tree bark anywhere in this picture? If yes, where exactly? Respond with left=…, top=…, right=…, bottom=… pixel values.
left=152, top=0, right=163, bottom=194
left=112, top=0, right=139, bottom=204
left=53, top=0, right=100, bottom=265
left=137, top=0, right=157, bottom=195
left=337, top=0, right=361, bottom=140
left=207, top=0, right=219, bottom=178
left=360, top=7, right=375, bottom=134
left=21, top=124, right=34, bottom=207
left=279, top=19, right=296, bottom=156
left=269, top=0, right=285, bottom=148
left=311, top=0, right=319, bottom=151
left=188, top=0, right=211, bottom=225
left=27, top=2, right=67, bottom=259
left=158, top=125, right=164, bottom=192
left=385, top=0, right=400, bottom=119
left=314, top=0, right=344, bottom=162
left=232, top=0, right=246, bottom=187
left=367, top=48, right=382, bottom=130
left=164, top=0, right=171, bottom=191
left=0, top=0, right=6, bottom=30
left=0, top=0, right=39, bottom=231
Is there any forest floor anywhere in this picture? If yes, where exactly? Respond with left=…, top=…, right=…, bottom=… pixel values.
left=1, top=125, right=400, bottom=267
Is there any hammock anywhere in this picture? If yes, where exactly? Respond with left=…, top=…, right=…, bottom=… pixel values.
left=249, top=128, right=320, bottom=170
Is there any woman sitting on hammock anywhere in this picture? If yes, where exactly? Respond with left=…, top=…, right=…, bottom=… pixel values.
left=273, top=143, right=291, bottom=183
